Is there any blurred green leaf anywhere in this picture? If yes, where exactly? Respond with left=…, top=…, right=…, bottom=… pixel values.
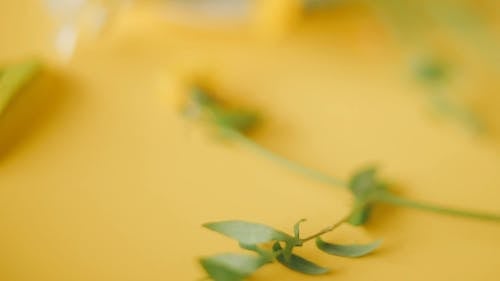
left=348, top=205, right=373, bottom=226
left=273, top=242, right=330, bottom=275
left=414, top=58, right=448, bottom=83
left=204, top=220, right=294, bottom=245
left=200, top=253, right=268, bottom=281
left=349, top=167, right=381, bottom=200
left=347, top=167, right=388, bottom=225
left=427, top=91, right=485, bottom=134
left=0, top=60, right=40, bottom=114
left=190, top=87, right=217, bottom=107
left=316, top=238, right=382, bottom=258
left=212, top=107, right=259, bottom=134
left=187, top=86, right=259, bottom=134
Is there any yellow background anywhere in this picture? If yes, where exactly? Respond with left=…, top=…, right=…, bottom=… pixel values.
left=0, top=1, right=499, bottom=280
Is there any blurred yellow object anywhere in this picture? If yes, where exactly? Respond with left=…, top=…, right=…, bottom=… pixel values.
left=0, top=60, right=41, bottom=115
left=253, top=0, right=303, bottom=37
left=0, top=1, right=499, bottom=281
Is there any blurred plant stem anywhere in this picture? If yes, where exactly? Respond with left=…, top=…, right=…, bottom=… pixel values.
left=225, top=129, right=500, bottom=223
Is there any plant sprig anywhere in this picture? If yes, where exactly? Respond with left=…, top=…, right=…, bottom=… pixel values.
left=184, top=86, right=500, bottom=224
left=182, top=86, right=500, bottom=280
left=201, top=216, right=381, bottom=281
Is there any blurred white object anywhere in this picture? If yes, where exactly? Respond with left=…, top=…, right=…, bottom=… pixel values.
left=167, top=0, right=250, bottom=20
left=54, top=24, right=78, bottom=60
left=45, top=0, right=131, bottom=61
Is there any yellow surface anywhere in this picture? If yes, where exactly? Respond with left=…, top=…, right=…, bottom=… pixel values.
left=1, top=1, right=500, bottom=281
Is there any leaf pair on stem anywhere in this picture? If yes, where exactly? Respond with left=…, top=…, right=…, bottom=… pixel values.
left=201, top=219, right=381, bottom=281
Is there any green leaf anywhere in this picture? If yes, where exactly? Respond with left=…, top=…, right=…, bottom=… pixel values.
left=348, top=205, right=372, bottom=226
left=348, top=167, right=390, bottom=225
left=349, top=167, right=387, bottom=201
left=187, top=86, right=259, bottom=134
left=203, top=221, right=294, bottom=245
left=212, top=107, right=259, bottom=134
left=273, top=242, right=330, bottom=275
left=0, top=60, right=41, bottom=114
left=293, top=219, right=307, bottom=240
left=349, top=167, right=379, bottom=199
left=316, top=237, right=382, bottom=258
left=200, top=253, right=268, bottom=281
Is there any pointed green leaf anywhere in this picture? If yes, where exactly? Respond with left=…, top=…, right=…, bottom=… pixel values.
left=316, top=238, right=382, bottom=258
left=293, top=219, right=307, bottom=240
left=203, top=221, right=294, bottom=245
left=0, top=60, right=41, bottom=114
left=272, top=242, right=330, bottom=275
left=200, top=253, right=268, bottom=281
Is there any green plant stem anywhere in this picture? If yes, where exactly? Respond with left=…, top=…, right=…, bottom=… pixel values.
left=378, top=193, right=500, bottom=222
left=228, top=130, right=347, bottom=188
left=226, top=131, right=500, bottom=223
left=300, top=212, right=353, bottom=243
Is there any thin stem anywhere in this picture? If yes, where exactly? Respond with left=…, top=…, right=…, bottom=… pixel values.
left=203, top=105, right=500, bottom=224
left=228, top=131, right=500, bottom=223
left=378, top=193, right=500, bottom=222
left=300, top=215, right=350, bottom=243
left=228, top=131, right=347, bottom=188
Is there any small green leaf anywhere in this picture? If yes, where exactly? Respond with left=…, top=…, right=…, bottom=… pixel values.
left=188, top=86, right=259, bottom=134
left=293, top=219, right=307, bottom=240
left=349, top=167, right=379, bottom=199
left=316, top=238, right=382, bottom=258
left=348, top=167, right=389, bottom=225
left=191, top=87, right=217, bottom=107
left=272, top=242, right=330, bottom=275
left=0, top=60, right=40, bottom=114
left=203, top=221, right=294, bottom=245
left=348, top=205, right=372, bottom=226
left=200, top=253, right=268, bottom=281
left=212, top=107, right=259, bottom=134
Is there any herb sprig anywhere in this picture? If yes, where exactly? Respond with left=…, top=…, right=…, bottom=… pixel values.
left=183, top=86, right=500, bottom=280
left=201, top=214, right=381, bottom=280
left=185, top=86, right=500, bottom=224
